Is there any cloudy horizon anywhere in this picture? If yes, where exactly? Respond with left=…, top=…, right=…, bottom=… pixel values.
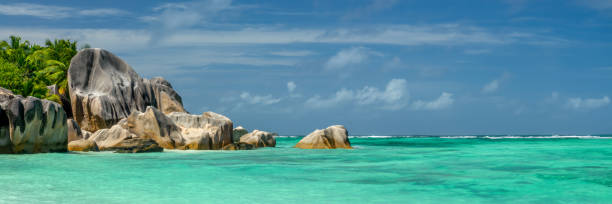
left=1, top=0, right=611, bottom=135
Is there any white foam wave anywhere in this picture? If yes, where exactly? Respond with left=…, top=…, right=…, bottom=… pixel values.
left=349, top=136, right=399, bottom=138
left=278, top=135, right=612, bottom=139
left=440, top=136, right=478, bottom=139
left=482, top=135, right=612, bottom=139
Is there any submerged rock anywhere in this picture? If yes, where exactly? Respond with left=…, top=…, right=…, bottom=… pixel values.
left=68, top=48, right=186, bottom=133
left=106, top=138, right=163, bottom=153
left=0, top=88, right=68, bottom=153
left=295, top=125, right=351, bottom=149
left=222, top=142, right=254, bottom=150
left=68, top=139, right=98, bottom=152
left=239, top=130, right=277, bottom=148
left=232, top=126, right=248, bottom=142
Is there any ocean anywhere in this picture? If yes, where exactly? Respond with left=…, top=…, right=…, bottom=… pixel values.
left=1, top=136, right=611, bottom=203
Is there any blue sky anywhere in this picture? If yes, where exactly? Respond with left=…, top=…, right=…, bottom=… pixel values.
left=1, top=0, right=612, bottom=135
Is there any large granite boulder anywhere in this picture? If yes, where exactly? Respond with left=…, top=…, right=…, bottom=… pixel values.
left=68, top=48, right=186, bottom=132
left=85, top=107, right=233, bottom=151
left=167, top=111, right=234, bottom=150
left=295, top=125, right=352, bottom=149
left=0, top=88, right=68, bottom=153
left=232, top=126, right=248, bottom=142
left=239, top=130, right=277, bottom=148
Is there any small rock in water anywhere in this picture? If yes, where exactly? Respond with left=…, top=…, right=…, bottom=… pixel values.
left=68, top=139, right=99, bottom=152
left=295, top=125, right=352, bottom=149
left=107, top=138, right=163, bottom=153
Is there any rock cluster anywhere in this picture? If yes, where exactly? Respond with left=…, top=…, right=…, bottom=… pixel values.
left=0, top=88, right=68, bottom=153
left=0, top=48, right=353, bottom=154
left=295, top=125, right=352, bottom=149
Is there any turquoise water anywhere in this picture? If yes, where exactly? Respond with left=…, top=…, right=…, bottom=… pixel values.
left=1, top=136, right=612, bottom=204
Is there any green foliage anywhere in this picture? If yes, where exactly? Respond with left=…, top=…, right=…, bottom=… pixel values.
left=0, top=35, right=80, bottom=102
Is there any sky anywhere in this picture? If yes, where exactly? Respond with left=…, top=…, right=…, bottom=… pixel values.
left=1, top=0, right=612, bottom=135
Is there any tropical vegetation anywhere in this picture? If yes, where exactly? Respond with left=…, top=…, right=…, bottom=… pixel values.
left=0, top=36, right=86, bottom=103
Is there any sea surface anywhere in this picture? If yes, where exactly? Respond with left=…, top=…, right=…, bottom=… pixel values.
left=1, top=135, right=611, bottom=204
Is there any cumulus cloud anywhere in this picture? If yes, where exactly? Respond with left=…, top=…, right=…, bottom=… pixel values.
left=287, top=81, right=297, bottom=93
left=325, top=47, right=371, bottom=70
left=240, top=92, right=281, bottom=105
left=305, top=79, right=409, bottom=110
left=0, top=3, right=128, bottom=19
left=411, top=92, right=455, bottom=110
left=305, top=89, right=355, bottom=109
left=567, top=96, right=610, bottom=110
left=482, top=79, right=500, bottom=93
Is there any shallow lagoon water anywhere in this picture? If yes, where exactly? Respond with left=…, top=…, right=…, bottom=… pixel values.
left=1, top=136, right=611, bottom=203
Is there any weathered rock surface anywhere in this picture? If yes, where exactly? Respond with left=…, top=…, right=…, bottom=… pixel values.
left=67, top=119, right=82, bottom=142
left=295, top=125, right=352, bottom=149
left=84, top=107, right=233, bottom=151
left=239, top=130, right=277, bottom=148
left=0, top=88, right=68, bottom=153
left=46, top=84, right=73, bottom=118
left=232, top=126, right=248, bottom=142
left=68, top=48, right=186, bottom=132
left=167, top=111, right=233, bottom=150
left=68, top=139, right=98, bottom=152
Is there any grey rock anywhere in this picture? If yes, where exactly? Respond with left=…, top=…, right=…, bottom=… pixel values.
left=0, top=90, right=68, bottom=153
left=68, top=48, right=186, bottom=132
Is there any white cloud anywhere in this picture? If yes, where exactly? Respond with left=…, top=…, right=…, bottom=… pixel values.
left=287, top=81, right=297, bottom=93
left=270, top=50, right=314, bottom=57
left=567, top=96, right=610, bottom=110
left=305, top=79, right=408, bottom=110
left=482, top=80, right=499, bottom=93
left=78, top=9, right=128, bottom=16
left=464, top=49, right=491, bottom=55
left=0, top=23, right=565, bottom=49
left=411, top=92, right=455, bottom=110
left=240, top=92, right=281, bottom=105
left=0, top=3, right=128, bottom=19
left=325, top=47, right=370, bottom=70
left=145, top=0, right=234, bottom=43
left=305, top=89, right=355, bottom=109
